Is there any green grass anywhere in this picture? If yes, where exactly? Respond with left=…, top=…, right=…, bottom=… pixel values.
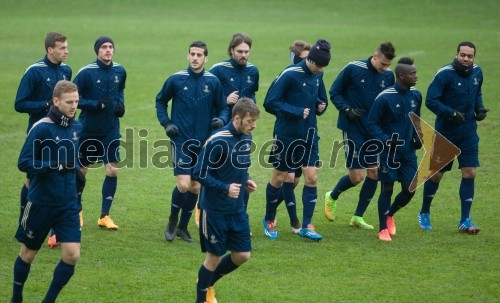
left=1, top=0, right=500, bottom=302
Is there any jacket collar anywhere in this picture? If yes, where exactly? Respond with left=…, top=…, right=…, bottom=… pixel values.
left=188, top=66, right=205, bottom=78
left=43, top=55, right=62, bottom=67
left=96, top=58, right=113, bottom=69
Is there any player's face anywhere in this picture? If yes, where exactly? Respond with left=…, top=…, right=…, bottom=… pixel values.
left=97, top=42, right=114, bottom=65
left=55, top=91, right=79, bottom=118
left=236, top=113, right=257, bottom=135
left=298, top=50, right=309, bottom=60
left=456, top=46, right=475, bottom=67
left=231, top=43, right=250, bottom=66
left=372, top=52, right=392, bottom=73
left=47, top=41, right=68, bottom=63
left=402, top=66, right=418, bottom=87
left=188, top=47, right=208, bottom=73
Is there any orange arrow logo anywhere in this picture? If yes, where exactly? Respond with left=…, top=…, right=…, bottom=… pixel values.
left=409, top=112, right=461, bottom=192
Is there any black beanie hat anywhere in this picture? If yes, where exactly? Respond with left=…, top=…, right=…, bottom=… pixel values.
left=94, top=36, right=114, bottom=54
left=307, top=39, right=332, bottom=67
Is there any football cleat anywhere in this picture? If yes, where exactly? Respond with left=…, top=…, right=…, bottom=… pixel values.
left=386, top=216, right=396, bottom=236
left=458, top=218, right=480, bottom=235
left=206, top=286, right=217, bottom=303
left=350, top=215, right=374, bottom=230
left=418, top=213, right=432, bottom=230
left=324, top=191, right=336, bottom=221
left=299, top=224, right=322, bottom=241
left=263, top=218, right=278, bottom=239
left=164, top=218, right=178, bottom=242
left=291, top=219, right=301, bottom=234
left=176, top=227, right=194, bottom=243
left=97, top=215, right=119, bottom=230
left=195, top=202, right=200, bottom=229
left=47, top=234, right=58, bottom=248
left=378, top=228, right=392, bottom=242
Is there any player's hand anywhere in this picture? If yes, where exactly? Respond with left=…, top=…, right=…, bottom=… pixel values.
left=474, top=108, right=489, bottom=121
left=451, top=111, right=465, bottom=124
left=345, top=107, right=366, bottom=121
left=211, top=117, right=224, bottom=130
left=97, top=98, right=110, bottom=111
left=246, top=180, right=257, bottom=193
left=165, top=123, right=179, bottom=138
left=413, top=132, right=423, bottom=149
left=227, top=91, right=239, bottom=105
left=76, top=169, right=86, bottom=193
left=316, top=102, right=326, bottom=113
left=228, top=183, right=241, bottom=198
left=115, top=104, right=125, bottom=117
left=303, top=108, right=310, bottom=119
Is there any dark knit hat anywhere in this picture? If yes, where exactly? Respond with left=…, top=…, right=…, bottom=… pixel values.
left=94, top=36, right=114, bottom=54
left=307, top=39, right=332, bottom=67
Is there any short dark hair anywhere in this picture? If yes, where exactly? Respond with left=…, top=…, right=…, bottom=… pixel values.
left=397, top=57, right=414, bottom=65
left=232, top=97, right=260, bottom=119
left=377, top=42, right=396, bottom=60
left=45, top=32, right=67, bottom=52
left=189, top=40, right=208, bottom=56
left=227, top=33, right=252, bottom=57
left=53, top=80, right=77, bottom=98
left=457, top=41, right=476, bottom=55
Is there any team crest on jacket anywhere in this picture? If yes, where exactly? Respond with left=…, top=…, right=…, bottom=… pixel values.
left=380, top=80, right=385, bottom=88
left=473, top=78, right=479, bottom=86
left=114, top=76, right=119, bottom=83
left=411, top=100, right=417, bottom=108
left=246, top=76, right=252, bottom=84
left=72, top=132, right=79, bottom=141
left=203, top=85, right=210, bottom=93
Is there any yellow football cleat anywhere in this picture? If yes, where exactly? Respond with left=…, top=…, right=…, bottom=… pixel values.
left=98, top=215, right=119, bottom=230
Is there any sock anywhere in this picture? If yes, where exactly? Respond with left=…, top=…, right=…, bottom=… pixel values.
left=243, top=190, right=250, bottom=212
left=265, top=183, right=280, bottom=221
left=13, top=256, right=31, bottom=300
left=460, top=178, right=475, bottom=222
left=301, top=185, right=317, bottom=228
left=378, top=184, right=393, bottom=231
left=196, top=265, right=215, bottom=303
left=170, top=186, right=185, bottom=218
left=282, top=182, right=298, bottom=222
left=101, top=176, right=117, bottom=218
left=20, top=184, right=28, bottom=218
left=354, top=177, right=378, bottom=216
left=331, top=175, right=355, bottom=200
left=44, top=260, right=75, bottom=302
left=178, top=191, right=198, bottom=228
left=421, top=179, right=439, bottom=214
left=211, top=254, right=239, bottom=286
left=276, top=186, right=285, bottom=205
left=388, top=191, right=414, bottom=216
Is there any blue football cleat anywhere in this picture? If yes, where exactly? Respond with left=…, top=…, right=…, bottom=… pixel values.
left=263, top=218, right=278, bottom=239
left=298, top=225, right=322, bottom=241
left=458, top=218, right=480, bottom=235
left=418, top=213, right=432, bottom=230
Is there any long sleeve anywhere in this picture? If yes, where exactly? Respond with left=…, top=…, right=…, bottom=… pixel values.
left=15, top=71, right=48, bottom=114
left=155, top=77, right=175, bottom=127
left=425, top=73, right=454, bottom=118
left=367, top=97, right=390, bottom=143
left=18, top=126, right=54, bottom=175
left=193, top=139, right=230, bottom=194
left=329, top=66, right=350, bottom=111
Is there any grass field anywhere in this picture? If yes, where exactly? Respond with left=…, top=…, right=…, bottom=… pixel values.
left=1, top=0, right=499, bottom=302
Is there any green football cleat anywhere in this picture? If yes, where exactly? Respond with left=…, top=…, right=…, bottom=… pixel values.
left=324, top=191, right=336, bottom=221
left=350, top=215, right=374, bottom=230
